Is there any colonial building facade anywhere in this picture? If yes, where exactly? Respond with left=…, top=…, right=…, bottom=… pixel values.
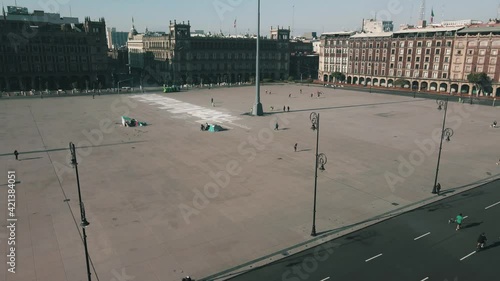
left=128, top=21, right=291, bottom=85
left=320, top=23, right=500, bottom=97
left=0, top=7, right=109, bottom=91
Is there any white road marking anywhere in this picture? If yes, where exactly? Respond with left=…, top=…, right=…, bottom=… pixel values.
left=132, top=94, right=251, bottom=129
left=420, top=277, right=429, bottom=281
left=414, top=232, right=431, bottom=240
left=463, top=216, right=468, bottom=219
left=365, top=253, right=383, bottom=262
left=320, top=277, right=330, bottom=281
left=485, top=201, right=500, bottom=210
left=459, top=251, right=476, bottom=261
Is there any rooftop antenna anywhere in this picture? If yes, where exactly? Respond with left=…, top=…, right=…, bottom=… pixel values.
left=419, top=0, right=426, bottom=21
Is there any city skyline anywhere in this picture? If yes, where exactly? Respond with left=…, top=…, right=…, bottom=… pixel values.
left=7, top=0, right=500, bottom=35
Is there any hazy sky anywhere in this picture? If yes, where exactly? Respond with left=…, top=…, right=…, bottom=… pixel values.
left=9, top=0, right=500, bottom=35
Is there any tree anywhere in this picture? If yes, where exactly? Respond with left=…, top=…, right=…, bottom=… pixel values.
left=331, top=71, right=346, bottom=82
left=467, top=72, right=492, bottom=96
left=287, top=75, right=295, bottom=82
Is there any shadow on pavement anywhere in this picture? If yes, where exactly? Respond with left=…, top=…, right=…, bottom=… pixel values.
left=0, top=140, right=147, bottom=157
left=19, top=157, right=43, bottom=161
left=462, top=221, right=484, bottom=229
left=485, top=241, right=500, bottom=250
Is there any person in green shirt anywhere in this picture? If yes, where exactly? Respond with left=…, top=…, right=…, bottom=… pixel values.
left=455, top=213, right=464, bottom=231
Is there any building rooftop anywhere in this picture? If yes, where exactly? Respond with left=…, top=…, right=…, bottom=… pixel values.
left=457, top=25, right=500, bottom=34
left=394, top=26, right=464, bottom=34
left=321, top=31, right=356, bottom=36
left=351, top=32, right=393, bottom=38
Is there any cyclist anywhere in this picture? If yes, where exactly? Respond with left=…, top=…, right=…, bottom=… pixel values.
left=477, top=233, right=487, bottom=250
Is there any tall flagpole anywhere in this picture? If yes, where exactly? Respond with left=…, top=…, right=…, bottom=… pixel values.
left=252, top=0, right=263, bottom=116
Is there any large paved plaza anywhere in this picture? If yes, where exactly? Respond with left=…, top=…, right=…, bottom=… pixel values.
left=0, top=84, right=499, bottom=281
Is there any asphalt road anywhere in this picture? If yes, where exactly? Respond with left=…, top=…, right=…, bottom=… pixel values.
left=226, top=179, right=500, bottom=281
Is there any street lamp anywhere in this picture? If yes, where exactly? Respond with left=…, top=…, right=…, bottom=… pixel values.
left=310, top=112, right=327, bottom=236
left=252, top=0, right=264, bottom=116
left=432, top=99, right=454, bottom=194
left=69, top=142, right=92, bottom=281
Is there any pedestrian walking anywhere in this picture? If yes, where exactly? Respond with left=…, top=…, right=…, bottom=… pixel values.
left=310, top=93, right=313, bottom=98
left=455, top=213, right=464, bottom=231
left=93, top=94, right=95, bottom=99
left=211, top=98, right=213, bottom=104
left=300, top=89, right=302, bottom=94
left=275, top=122, right=279, bottom=130
left=283, top=105, right=286, bottom=112
left=496, top=158, right=499, bottom=165
left=14, top=150, right=19, bottom=160
left=287, top=106, right=290, bottom=112
left=289, top=94, right=291, bottom=98
left=436, top=182, right=441, bottom=195
left=294, top=143, right=297, bottom=152
left=265, top=90, right=268, bottom=94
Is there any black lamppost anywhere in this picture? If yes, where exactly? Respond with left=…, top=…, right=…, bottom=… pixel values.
left=252, top=0, right=264, bottom=116
left=310, top=112, right=327, bottom=236
left=69, top=142, right=92, bottom=281
left=432, top=99, right=454, bottom=194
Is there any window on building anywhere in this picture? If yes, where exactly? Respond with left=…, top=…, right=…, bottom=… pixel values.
left=426, top=49, right=431, bottom=55
left=433, top=64, right=439, bottom=70
left=490, top=57, right=497, bottom=64
left=417, top=49, right=422, bottom=55
left=435, top=49, right=441, bottom=55
left=468, top=49, right=474, bottom=55
left=408, top=42, right=414, bottom=47
left=390, top=63, right=394, bottom=68
left=436, top=41, right=442, bottom=47
left=422, top=71, right=428, bottom=78
left=434, top=57, right=440, bottom=63
left=492, top=49, right=498, bottom=55
left=400, top=42, right=405, bottom=47
left=414, top=71, right=419, bottom=77
left=446, top=49, right=451, bottom=55
left=391, top=49, right=396, bottom=54
left=465, top=65, right=471, bottom=71
left=425, top=57, right=430, bottom=62
left=466, top=57, right=472, bottom=63
left=408, top=49, right=412, bottom=55
left=489, top=66, right=495, bottom=73
left=478, top=57, right=484, bottom=64
left=443, top=64, right=449, bottom=71
left=444, top=57, right=449, bottom=63
left=417, top=42, right=422, bottom=47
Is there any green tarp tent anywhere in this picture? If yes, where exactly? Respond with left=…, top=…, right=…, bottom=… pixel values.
left=208, top=124, right=223, bottom=132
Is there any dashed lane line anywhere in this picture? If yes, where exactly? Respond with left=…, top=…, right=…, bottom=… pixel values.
left=485, top=201, right=500, bottom=210
left=414, top=232, right=431, bottom=241
left=365, top=253, right=383, bottom=262
left=460, top=251, right=476, bottom=261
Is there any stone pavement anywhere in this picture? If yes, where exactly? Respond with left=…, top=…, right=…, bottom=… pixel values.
left=0, top=84, right=498, bottom=281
